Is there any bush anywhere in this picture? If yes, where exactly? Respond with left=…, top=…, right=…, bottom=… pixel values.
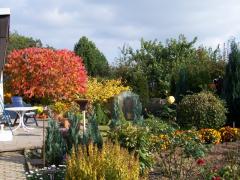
left=144, top=116, right=176, bottom=135
left=219, top=126, right=240, bottom=142
left=5, top=48, right=87, bottom=101
left=108, top=122, right=152, bottom=175
left=45, top=119, right=66, bottom=165
left=66, top=112, right=82, bottom=153
left=79, top=78, right=130, bottom=104
left=66, top=142, right=140, bottom=180
left=199, top=128, right=221, bottom=144
left=94, top=103, right=109, bottom=125
left=177, top=91, right=227, bottom=129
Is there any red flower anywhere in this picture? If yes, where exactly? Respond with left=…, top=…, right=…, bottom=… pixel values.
left=196, top=159, right=205, bottom=165
left=212, top=176, right=221, bottom=180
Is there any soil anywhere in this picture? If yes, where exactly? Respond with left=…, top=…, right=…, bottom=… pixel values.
left=149, top=141, right=240, bottom=180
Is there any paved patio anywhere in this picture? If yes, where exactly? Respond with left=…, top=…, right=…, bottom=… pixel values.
left=0, top=152, right=26, bottom=180
left=0, top=119, right=46, bottom=152
left=0, top=119, right=47, bottom=179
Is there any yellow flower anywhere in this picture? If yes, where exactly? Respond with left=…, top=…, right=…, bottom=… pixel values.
left=34, top=106, right=44, bottom=113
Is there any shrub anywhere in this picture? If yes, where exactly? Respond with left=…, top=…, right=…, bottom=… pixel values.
left=219, top=126, right=240, bottom=142
left=86, top=110, right=103, bottom=148
left=5, top=48, right=87, bottom=102
left=66, top=112, right=82, bottom=153
left=50, top=101, right=69, bottom=115
left=45, top=119, right=66, bottom=165
left=144, top=116, right=176, bottom=135
left=79, top=78, right=130, bottom=104
left=199, top=128, right=221, bottom=144
left=177, top=91, right=227, bottom=129
left=66, top=142, right=140, bottom=180
left=94, top=103, right=109, bottom=125
left=108, top=122, right=152, bottom=175
left=150, top=134, right=170, bottom=151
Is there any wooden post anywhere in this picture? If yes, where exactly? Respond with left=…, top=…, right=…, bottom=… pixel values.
left=43, top=107, right=46, bottom=167
left=83, top=110, right=86, bottom=134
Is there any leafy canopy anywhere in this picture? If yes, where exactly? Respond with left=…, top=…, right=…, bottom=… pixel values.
left=5, top=48, right=87, bottom=101
left=7, top=31, right=42, bottom=53
left=114, top=35, right=226, bottom=100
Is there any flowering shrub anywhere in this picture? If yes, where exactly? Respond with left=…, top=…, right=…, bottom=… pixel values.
left=150, top=134, right=170, bottom=150
left=219, top=126, right=240, bottom=142
left=66, top=142, right=140, bottom=180
left=50, top=101, right=70, bottom=114
left=5, top=48, right=87, bottom=101
left=199, top=129, right=221, bottom=144
left=80, top=78, right=130, bottom=103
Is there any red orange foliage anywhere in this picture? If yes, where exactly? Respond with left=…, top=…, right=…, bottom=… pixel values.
left=5, top=48, right=87, bottom=101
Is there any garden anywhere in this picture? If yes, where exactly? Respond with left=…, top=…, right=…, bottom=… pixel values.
left=4, top=34, right=240, bottom=179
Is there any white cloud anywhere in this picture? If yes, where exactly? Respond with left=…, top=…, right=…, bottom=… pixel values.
left=2, top=0, right=240, bottom=62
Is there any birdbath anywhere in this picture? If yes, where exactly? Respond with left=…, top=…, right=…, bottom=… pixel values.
left=75, top=99, right=89, bottom=133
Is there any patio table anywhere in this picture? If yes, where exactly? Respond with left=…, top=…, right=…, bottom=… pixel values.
left=5, top=107, right=38, bottom=132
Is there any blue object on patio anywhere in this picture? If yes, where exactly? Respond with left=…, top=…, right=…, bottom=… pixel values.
left=11, top=96, right=38, bottom=126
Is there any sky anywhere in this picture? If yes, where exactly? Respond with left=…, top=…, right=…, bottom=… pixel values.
left=1, top=0, right=240, bottom=63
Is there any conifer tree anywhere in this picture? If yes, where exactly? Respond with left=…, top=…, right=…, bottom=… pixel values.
left=45, top=119, right=66, bottom=165
left=224, top=40, right=240, bottom=119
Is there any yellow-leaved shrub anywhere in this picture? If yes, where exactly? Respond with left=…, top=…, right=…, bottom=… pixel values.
left=66, top=141, right=140, bottom=180
left=80, top=78, right=130, bottom=103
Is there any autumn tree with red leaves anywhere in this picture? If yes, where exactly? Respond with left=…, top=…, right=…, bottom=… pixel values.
left=4, top=48, right=87, bottom=102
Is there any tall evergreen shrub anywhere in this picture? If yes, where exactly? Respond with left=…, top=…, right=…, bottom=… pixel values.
left=45, top=119, right=66, bottom=165
left=224, top=40, right=240, bottom=121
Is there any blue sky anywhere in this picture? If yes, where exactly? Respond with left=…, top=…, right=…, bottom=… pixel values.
left=1, top=0, right=240, bottom=63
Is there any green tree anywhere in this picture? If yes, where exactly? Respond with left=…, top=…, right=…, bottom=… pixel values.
left=224, top=40, right=240, bottom=120
left=74, top=36, right=109, bottom=77
left=7, top=31, right=42, bottom=53
left=115, top=35, right=226, bottom=102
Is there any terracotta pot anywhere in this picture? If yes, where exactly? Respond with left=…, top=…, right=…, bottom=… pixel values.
left=36, top=113, right=48, bottom=119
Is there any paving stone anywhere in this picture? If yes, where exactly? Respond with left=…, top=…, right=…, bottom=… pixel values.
left=0, top=120, right=46, bottom=152
left=0, top=120, right=47, bottom=179
left=0, top=152, right=26, bottom=179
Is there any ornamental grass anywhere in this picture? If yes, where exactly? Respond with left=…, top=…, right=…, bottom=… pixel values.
left=66, top=141, right=140, bottom=180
